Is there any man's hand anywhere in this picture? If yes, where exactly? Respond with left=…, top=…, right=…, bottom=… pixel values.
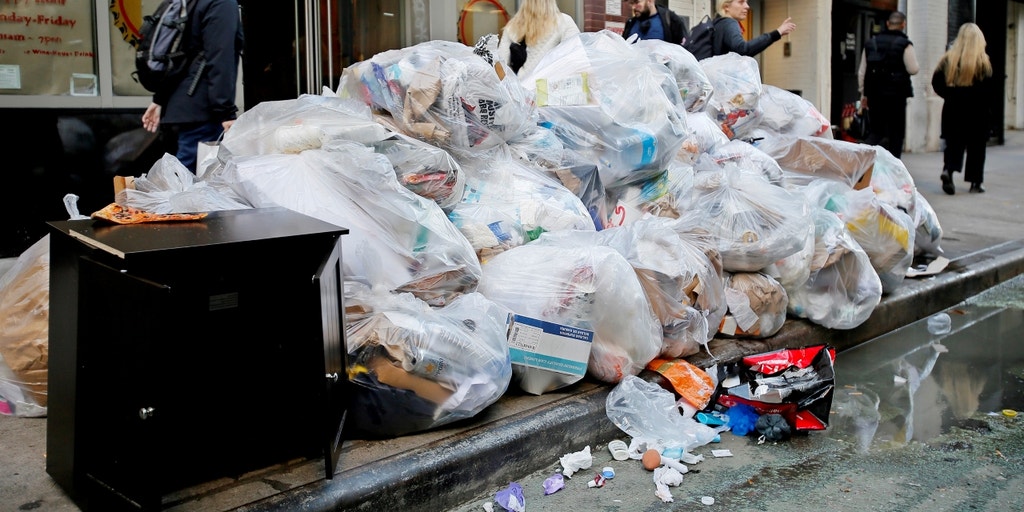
left=142, top=103, right=161, bottom=133
left=778, top=17, right=796, bottom=36
left=222, top=119, right=235, bottom=132
left=860, top=96, right=868, bottom=111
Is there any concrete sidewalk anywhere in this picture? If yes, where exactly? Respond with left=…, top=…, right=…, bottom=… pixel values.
left=1, top=131, right=1023, bottom=512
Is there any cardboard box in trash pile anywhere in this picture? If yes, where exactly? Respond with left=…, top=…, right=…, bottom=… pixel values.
left=769, top=137, right=875, bottom=190
left=506, top=314, right=593, bottom=395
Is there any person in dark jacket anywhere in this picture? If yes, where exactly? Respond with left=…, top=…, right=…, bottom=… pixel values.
left=622, top=0, right=688, bottom=44
left=932, top=23, right=995, bottom=194
left=857, top=11, right=919, bottom=159
left=141, top=0, right=244, bottom=173
left=712, top=0, right=795, bottom=58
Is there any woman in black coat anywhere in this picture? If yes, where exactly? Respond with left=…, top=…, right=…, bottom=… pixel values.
left=712, top=0, right=795, bottom=57
left=932, top=23, right=995, bottom=194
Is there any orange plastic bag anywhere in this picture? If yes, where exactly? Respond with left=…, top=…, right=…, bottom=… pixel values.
left=644, top=357, right=715, bottom=410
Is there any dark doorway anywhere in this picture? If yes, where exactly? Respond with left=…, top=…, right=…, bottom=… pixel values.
left=976, top=0, right=1007, bottom=144
left=237, top=0, right=350, bottom=106
left=830, top=2, right=889, bottom=128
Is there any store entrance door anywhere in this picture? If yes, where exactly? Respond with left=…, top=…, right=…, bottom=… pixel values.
left=239, top=0, right=404, bottom=107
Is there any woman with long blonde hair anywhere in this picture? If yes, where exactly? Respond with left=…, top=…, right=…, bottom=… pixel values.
left=932, top=22, right=995, bottom=194
left=496, top=0, right=579, bottom=77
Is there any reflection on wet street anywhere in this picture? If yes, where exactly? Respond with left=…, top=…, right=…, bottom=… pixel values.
left=831, top=289, right=1024, bottom=453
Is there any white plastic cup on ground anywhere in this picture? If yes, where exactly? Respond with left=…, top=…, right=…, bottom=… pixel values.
left=607, top=439, right=629, bottom=461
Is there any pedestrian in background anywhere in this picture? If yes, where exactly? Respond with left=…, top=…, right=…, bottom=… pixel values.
left=858, top=11, right=919, bottom=159
left=622, top=0, right=688, bottom=44
left=932, top=23, right=995, bottom=194
left=496, top=0, right=580, bottom=77
left=142, top=0, right=244, bottom=173
left=712, top=0, right=795, bottom=58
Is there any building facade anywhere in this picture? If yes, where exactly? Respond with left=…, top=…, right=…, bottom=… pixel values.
left=1, top=0, right=1022, bottom=257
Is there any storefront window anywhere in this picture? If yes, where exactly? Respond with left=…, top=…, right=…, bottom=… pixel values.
left=108, top=0, right=158, bottom=96
left=0, top=0, right=98, bottom=96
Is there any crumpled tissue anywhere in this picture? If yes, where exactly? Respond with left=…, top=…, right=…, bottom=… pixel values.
left=653, top=466, right=684, bottom=503
left=559, top=445, right=593, bottom=477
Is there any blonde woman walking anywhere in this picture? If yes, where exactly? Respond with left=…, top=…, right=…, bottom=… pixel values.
left=932, top=23, right=995, bottom=194
left=496, top=0, right=579, bottom=77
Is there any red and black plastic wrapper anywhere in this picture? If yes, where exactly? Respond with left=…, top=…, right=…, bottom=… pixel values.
left=716, top=345, right=836, bottom=432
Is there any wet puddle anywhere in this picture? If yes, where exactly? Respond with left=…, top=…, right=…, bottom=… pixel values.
left=829, top=278, right=1024, bottom=451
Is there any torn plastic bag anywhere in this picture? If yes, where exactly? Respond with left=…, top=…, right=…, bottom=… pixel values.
left=716, top=345, right=836, bottom=431
left=606, top=375, right=722, bottom=451
left=345, top=284, right=512, bottom=437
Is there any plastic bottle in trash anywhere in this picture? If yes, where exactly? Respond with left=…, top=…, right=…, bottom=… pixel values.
left=601, top=125, right=657, bottom=174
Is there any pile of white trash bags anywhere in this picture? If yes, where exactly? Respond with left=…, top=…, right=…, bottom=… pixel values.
left=0, top=31, right=945, bottom=435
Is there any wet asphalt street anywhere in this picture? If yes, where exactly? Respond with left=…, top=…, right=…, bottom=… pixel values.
left=451, top=276, right=1024, bottom=512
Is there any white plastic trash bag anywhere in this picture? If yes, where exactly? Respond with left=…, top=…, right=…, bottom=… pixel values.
left=758, top=84, right=831, bottom=138
left=338, top=40, right=536, bottom=150
left=690, top=165, right=812, bottom=272
left=785, top=207, right=882, bottom=329
left=222, top=145, right=481, bottom=306
left=478, top=237, right=661, bottom=389
left=634, top=38, right=714, bottom=113
left=523, top=30, right=687, bottom=186
left=700, top=53, right=763, bottom=140
left=120, top=153, right=252, bottom=213
left=344, top=285, right=512, bottom=437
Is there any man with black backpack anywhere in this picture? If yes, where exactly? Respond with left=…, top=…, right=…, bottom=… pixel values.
left=857, top=11, right=919, bottom=159
left=622, top=0, right=688, bottom=45
left=141, top=0, right=244, bottom=173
